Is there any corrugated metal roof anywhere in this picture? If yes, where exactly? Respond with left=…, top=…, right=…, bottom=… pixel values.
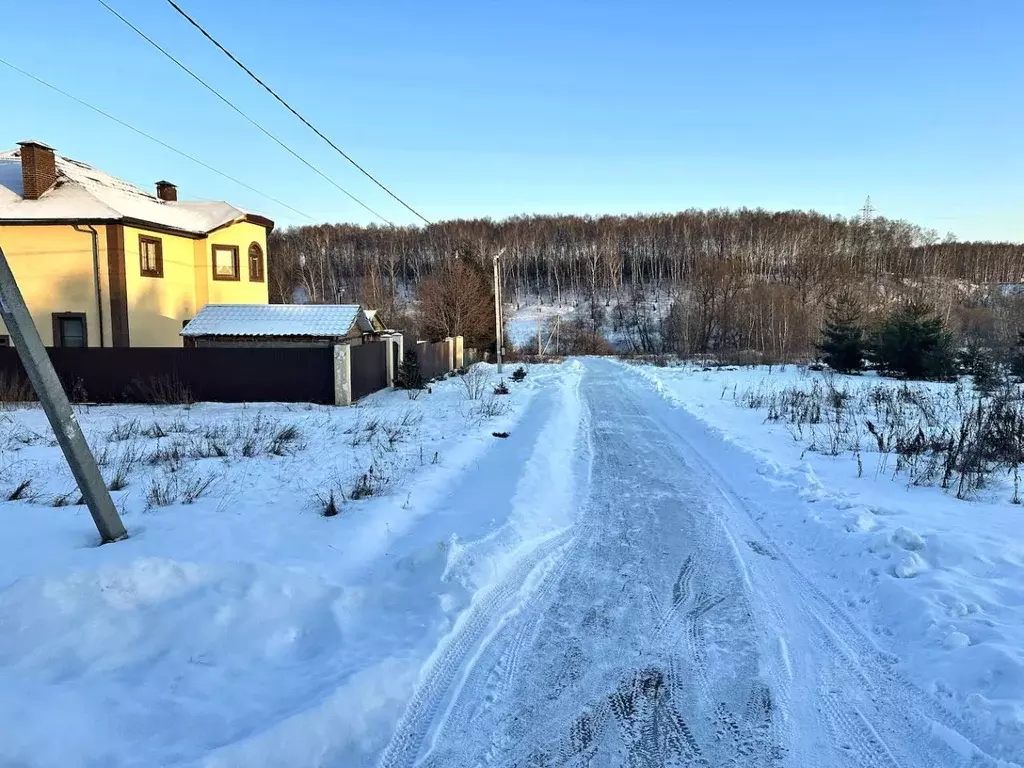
left=181, top=304, right=363, bottom=338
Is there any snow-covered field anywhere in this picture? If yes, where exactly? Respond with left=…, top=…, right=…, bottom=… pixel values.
left=3, top=357, right=1022, bottom=767
left=625, top=360, right=1024, bottom=758
left=0, top=364, right=574, bottom=767
left=506, top=301, right=576, bottom=349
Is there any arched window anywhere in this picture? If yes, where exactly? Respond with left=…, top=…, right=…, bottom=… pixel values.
left=248, top=242, right=264, bottom=282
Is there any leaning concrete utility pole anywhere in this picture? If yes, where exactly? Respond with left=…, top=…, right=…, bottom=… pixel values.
left=0, top=246, right=127, bottom=543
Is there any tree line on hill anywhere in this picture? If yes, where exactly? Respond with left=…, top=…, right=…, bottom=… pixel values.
left=268, top=209, right=1023, bottom=366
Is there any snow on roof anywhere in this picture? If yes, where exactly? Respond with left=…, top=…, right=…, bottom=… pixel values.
left=0, top=158, right=24, bottom=198
left=0, top=147, right=271, bottom=234
left=356, top=309, right=376, bottom=332
left=181, top=304, right=365, bottom=338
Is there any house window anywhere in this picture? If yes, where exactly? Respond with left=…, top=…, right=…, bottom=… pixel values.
left=248, top=242, right=264, bottom=282
left=211, top=245, right=240, bottom=281
left=52, top=313, right=87, bottom=348
left=139, top=235, right=163, bottom=277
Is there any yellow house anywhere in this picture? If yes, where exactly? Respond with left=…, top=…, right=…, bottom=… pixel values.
left=0, top=140, right=272, bottom=347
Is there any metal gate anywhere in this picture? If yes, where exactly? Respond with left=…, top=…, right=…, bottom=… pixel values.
left=350, top=341, right=389, bottom=400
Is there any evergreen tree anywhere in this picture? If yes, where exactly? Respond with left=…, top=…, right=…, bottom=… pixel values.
left=870, top=303, right=956, bottom=380
left=1012, top=332, right=1024, bottom=381
left=959, top=340, right=999, bottom=392
left=817, top=293, right=866, bottom=373
left=394, top=349, right=424, bottom=390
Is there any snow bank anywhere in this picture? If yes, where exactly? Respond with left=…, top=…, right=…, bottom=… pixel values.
left=621, top=361, right=1024, bottom=762
left=444, top=359, right=586, bottom=591
left=0, top=363, right=568, bottom=767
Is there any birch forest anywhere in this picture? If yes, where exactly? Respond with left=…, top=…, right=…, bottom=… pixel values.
left=268, top=209, right=1023, bottom=360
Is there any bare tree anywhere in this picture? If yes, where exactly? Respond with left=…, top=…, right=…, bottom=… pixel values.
left=416, top=256, right=496, bottom=349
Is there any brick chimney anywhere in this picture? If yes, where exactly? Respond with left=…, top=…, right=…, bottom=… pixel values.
left=18, top=140, right=57, bottom=200
left=155, top=180, right=177, bottom=202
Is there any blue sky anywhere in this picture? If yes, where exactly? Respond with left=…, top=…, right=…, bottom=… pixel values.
left=3, top=0, right=1022, bottom=240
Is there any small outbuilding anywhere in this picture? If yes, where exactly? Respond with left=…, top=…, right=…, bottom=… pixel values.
left=181, top=304, right=394, bottom=348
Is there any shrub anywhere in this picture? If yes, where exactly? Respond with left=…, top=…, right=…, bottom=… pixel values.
left=106, top=448, right=139, bottom=491
left=350, top=465, right=390, bottom=499
left=511, top=366, right=528, bottom=382
left=107, top=419, right=140, bottom=442
left=869, top=303, right=956, bottom=380
left=460, top=365, right=490, bottom=400
left=147, top=442, right=185, bottom=472
left=471, top=396, right=510, bottom=422
left=145, top=470, right=215, bottom=508
left=737, top=375, right=1024, bottom=502
left=817, top=293, right=866, bottom=373
left=394, top=350, right=424, bottom=390
left=316, top=488, right=340, bottom=517
left=493, top=381, right=510, bottom=395
left=141, top=422, right=169, bottom=439
left=0, top=370, right=35, bottom=407
left=126, top=375, right=194, bottom=406
left=6, top=479, right=32, bottom=501
left=267, top=423, right=302, bottom=456
left=145, top=476, right=176, bottom=509
left=180, top=474, right=215, bottom=504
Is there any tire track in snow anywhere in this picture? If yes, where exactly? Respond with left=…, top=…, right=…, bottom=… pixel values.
left=421, top=529, right=584, bottom=756
left=376, top=529, right=579, bottom=768
left=419, top=361, right=786, bottom=767
left=377, top=364, right=591, bottom=768
left=614, top=359, right=1012, bottom=768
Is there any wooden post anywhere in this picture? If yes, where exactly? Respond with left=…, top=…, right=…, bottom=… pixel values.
left=0, top=246, right=126, bottom=543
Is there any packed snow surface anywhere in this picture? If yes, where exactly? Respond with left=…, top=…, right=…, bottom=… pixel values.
left=1, top=359, right=1021, bottom=767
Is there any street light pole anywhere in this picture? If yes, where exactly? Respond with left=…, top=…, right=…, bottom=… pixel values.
left=492, top=249, right=506, bottom=374
left=0, top=246, right=126, bottom=543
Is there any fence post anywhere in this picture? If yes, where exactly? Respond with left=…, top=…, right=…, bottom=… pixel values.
left=333, top=344, right=352, bottom=406
left=453, top=336, right=464, bottom=369
left=444, top=337, right=455, bottom=372
left=382, top=337, right=395, bottom=387
left=386, top=334, right=403, bottom=386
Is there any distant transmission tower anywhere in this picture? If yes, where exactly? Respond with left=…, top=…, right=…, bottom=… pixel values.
left=860, top=196, right=875, bottom=222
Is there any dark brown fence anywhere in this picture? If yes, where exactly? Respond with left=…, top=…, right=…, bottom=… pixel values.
left=0, top=347, right=335, bottom=404
left=415, top=340, right=450, bottom=380
left=350, top=341, right=389, bottom=400
left=463, top=347, right=481, bottom=366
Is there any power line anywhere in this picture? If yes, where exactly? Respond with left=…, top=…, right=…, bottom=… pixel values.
left=166, top=0, right=431, bottom=225
left=95, top=0, right=393, bottom=225
left=0, top=56, right=315, bottom=222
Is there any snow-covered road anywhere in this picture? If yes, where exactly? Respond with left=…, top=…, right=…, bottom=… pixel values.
left=377, top=359, right=1009, bottom=768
